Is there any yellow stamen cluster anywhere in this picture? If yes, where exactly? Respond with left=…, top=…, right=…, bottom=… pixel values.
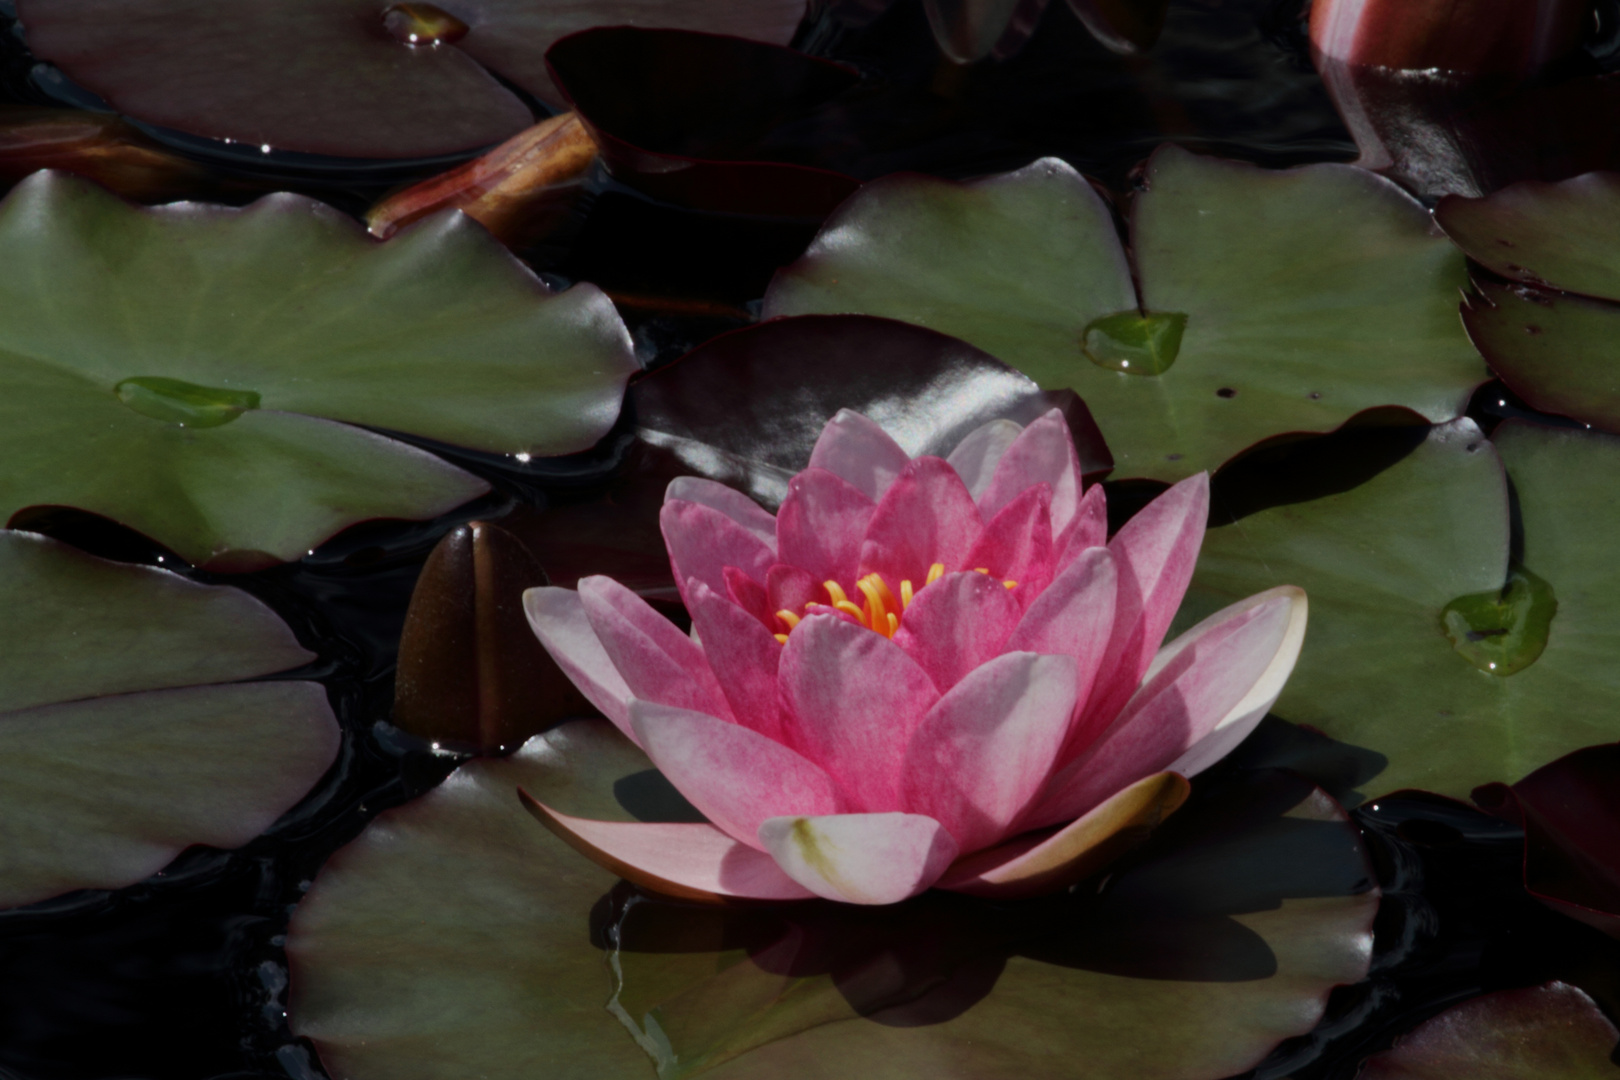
left=770, top=562, right=1017, bottom=644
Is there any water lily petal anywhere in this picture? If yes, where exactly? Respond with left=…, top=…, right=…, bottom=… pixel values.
left=631, top=699, right=844, bottom=849
left=1005, top=545, right=1119, bottom=749
left=1027, top=587, right=1303, bottom=828
left=778, top=613, right=940, bottom=808
left=757, top=812, right=960, bottom=904
left=685, top=580, right=790, bottom=741
left=665, top=476, right=779, bottom=550
left=579, top=576, right=733, bottom=721
left=946, top=418, right=1024, bottom=501
left=520, top=795, right=816, bottom=902
left=766, top=564, right=819, bottom=616
left=1085, top=472, right=1209, bottom=726
left=979, top=408, right=1082, bottom=536
left=937, top=771, right=1190, bottom=899
left=808, top=408, right=913, bottom=502
left=722, top=566, right=774, bottom=626
left=963, top=484, right=1057, bottom=606
left=776, top=466, right=876, bottom=594
left=858, top=456, right=984, bottom=588
left=523, top=586, right=636, bottom=743
left=1057, top=482, right=1109, bottom=567
left=661, top=498, right=777, bottom=605
left=901, top=652, right=1080, bottom=853
left=892, top=571, right=1022, bottom=692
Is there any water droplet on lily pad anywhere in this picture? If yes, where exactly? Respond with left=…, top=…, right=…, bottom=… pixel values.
left=115, top=376, right=261, bottom=428
left=1082, top=310, right=1188, bottom=375
left=1441, top=566, right=1557, bottom=676
left=382, top=2, right=470, bottom=45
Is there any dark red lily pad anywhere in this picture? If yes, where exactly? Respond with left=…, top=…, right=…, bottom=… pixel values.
left=1474, top=744, right=1620, bottom=940
left=15, top=0, right=805, bottom=158
left=546, top=27, right=861, bottom=217
left=1356, top=982, right=1620, bottom=1079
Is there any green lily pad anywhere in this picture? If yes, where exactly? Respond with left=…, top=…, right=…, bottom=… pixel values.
left=765, top=144, right=1484, bottom=481
left=0, top=528, right=340, bottom=908
left=0, top=170, right=638, bottom=568
left=1177, top=418, right=1620, bottom=800
left=288, top=718, right=1377, bottom=1080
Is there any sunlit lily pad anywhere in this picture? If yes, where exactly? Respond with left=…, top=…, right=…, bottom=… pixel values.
left=0, top=170, right=637, bottom=568
left=766, top=145, right=1484, bottom=481
left=1177, top=419, right=1620, bottom=799
left=1356, top=982, right=1620, bottom=1079
left=288, top=717, right=1376, bottom=1080
left=16, top=0, right=806, bottom=158
left=0, top=529, right=340, bottom=908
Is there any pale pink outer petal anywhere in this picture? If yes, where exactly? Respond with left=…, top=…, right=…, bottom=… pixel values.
left=978, top=409, right=1082, bottom=536
left=578, top=575, right=733, bottom=722
left=963, top=484, right=1056, bottom=605
left=775, top=467, right=876, bottom=594
left=891, top=571, right=1022, bottom=693
left=660, top=499, right=778, bottom=608
left=946, top=418, right=1024, bottom=501
left=900, top=652, right=1080, bottom=854
left=808, top=409, right=914, bottom=503
left=522, top=586, right=637, bottom=744
left=630, top=700, right=844, bottom=850
left=665, top=476, right=779, bottom=551
left=520, top=795, right=816, bottom=901
left=1163, top=586, right=1309, bottom=777
left=936, top=771, right=1190, bottom=899
left=777, top=613, right=940, bottom=810
left=757, top=812, right=960, bottom=905
left=858, top=456, right=984, bottom=589
left=1083, top=472, right=1209, bottom=728
left=1023, top=587, right=1304, bottom=829
left=1005, top=545, right=1118, bottom=752
left=1057, top=483, right=1109, bottom=567
left=685, top=580, right=790, bottom=741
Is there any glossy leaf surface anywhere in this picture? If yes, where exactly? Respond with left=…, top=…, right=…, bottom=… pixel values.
left=1180, top=419, right=1620, bottom=799
left=288, top=718, right=1375, bottom=1080
left=0, top=171, right=638, bottom=567
left=766, top=145, right=1482, bottom=480
left=1356, top=982, right=1620, bottom=1079
left=15, top=0, right=804, bottom=158
left=0, top=529, right=340, bottom=908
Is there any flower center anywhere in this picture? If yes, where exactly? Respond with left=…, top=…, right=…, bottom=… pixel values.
left=771, top=563, right=1016, bottom=643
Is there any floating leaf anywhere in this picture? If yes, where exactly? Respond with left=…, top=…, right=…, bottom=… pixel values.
left=1356, top=982, right=1620, bottom=1079
left=1308, top=0, right=1588, bottom=76
left=766, top=145, right=1483, bottom=480
left=0, top=105, right=217, bottom=202
left=0, top=529, right=340, bottom=908
left=288, top=719, right=1376, bottom=1080
left=1178, top=418, right=1620, bottom=799
left=15, top=0, right=806, bottom=158
left=0, top=170, right=638, bottom=568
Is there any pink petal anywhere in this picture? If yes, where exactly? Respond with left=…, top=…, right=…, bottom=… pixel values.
left=1024, top=587, right=1303, bottom=829
left=857, top=456, right=984, bottom=590
left=808, top=409, right=913, bottom=503
left=661, top=499, right=777, bottom=609
left=767, top=564, right=820, bottom=616
left=723, top=566, right=773, bottom=627
left=664, top=476, right=779, bottom=551
left=757, top=812, right=959, bottom=905
left=630, top=700, right=844, bottom=849
left=685, top=580, right=790, bottom=741
left=777, top=613, right=940, bottom=809
left=978, top=409, right=1082, bottom=537
left=962, top=484, right=1057, bottom=607
left=522, top=586, right=636, bottom=744
left=900, top=652, right=1079, bottom=854
left=891, top=571, right=1021, bottom=693
left=776, top=467, right=875, bottom=594
left=936, top=771, right=1190, bottom=899
left=579, top=575, right=733, bottom=722
left=1056, top=483, right=1108, bottom=568
left=1004, top=545, right=1118, bottom=753
left=946, top=418, right=1024, bottom=501
left=520, top=794, right=816, bottom=901
left=1083, top=472, right=1209, bottom=728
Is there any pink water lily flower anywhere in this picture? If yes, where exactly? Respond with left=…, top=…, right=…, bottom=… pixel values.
left=522, top=409, right=1306, bottom=905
